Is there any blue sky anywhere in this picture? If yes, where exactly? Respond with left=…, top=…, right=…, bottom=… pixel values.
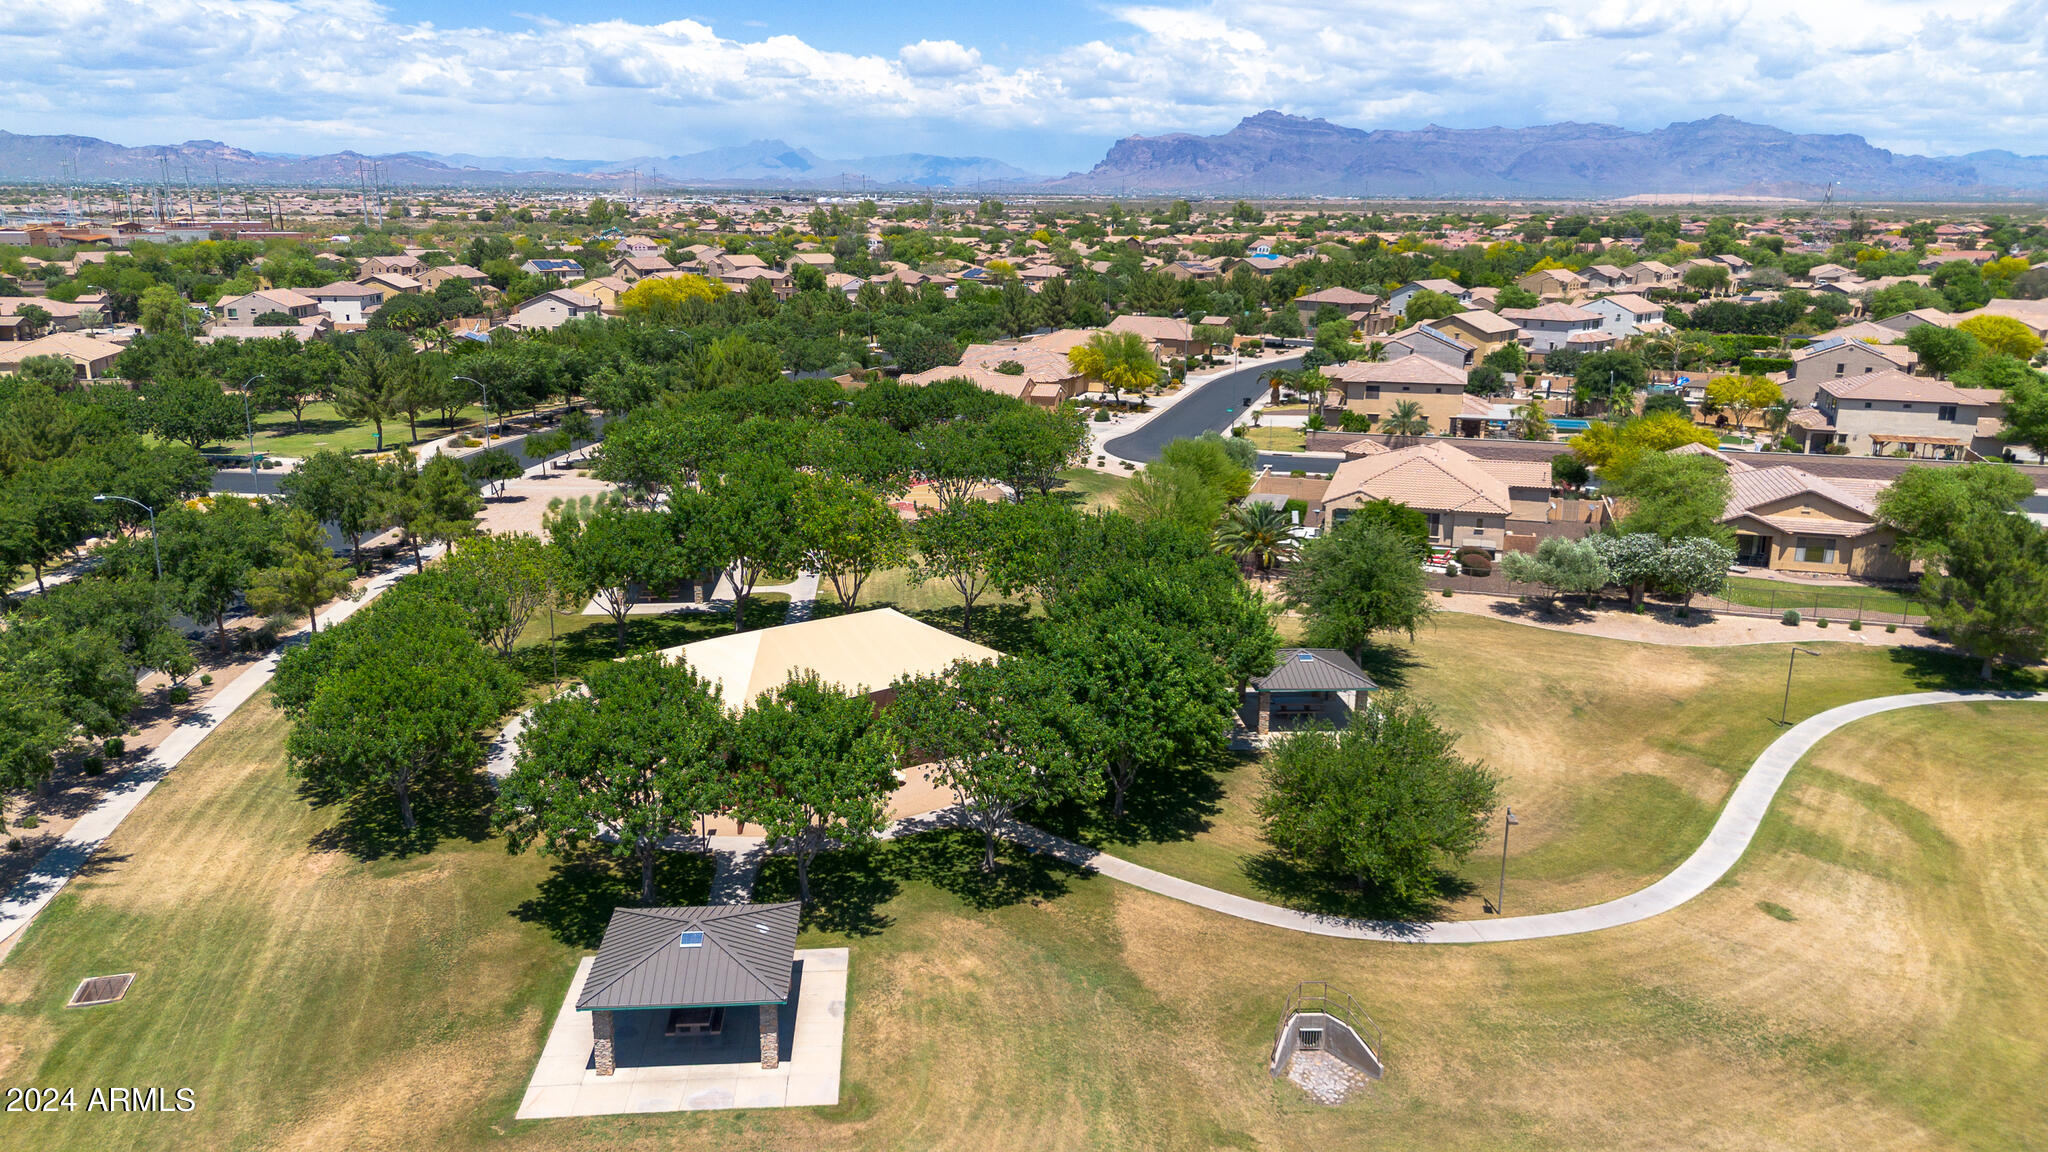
left=3, top=0, right=2045, bottom=171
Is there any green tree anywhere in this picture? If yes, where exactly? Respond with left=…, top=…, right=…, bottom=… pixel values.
left=1065, top=330, right=1160, bottom=400
left=1956, top=315, right=2043, bottom=362
left=1403, top=290, right=1460, bottom=324
left=463, top=447, right=524, bottom=497
left=1919, top=512, right=2048, bottom=679
left=1256, top=694, right=1500, bottom=905
left=1999, top=363, right=2048, bottom=456
left=280, top=592, right=517, bottom=833
left=1903, top=324, right=1981, bottom=378
left=158, top=495, right=285, bottom=652
left=1660, top=535, right=1736, bottom=609
left=696, top=459, right=805, bottom=633
left=140, top=376, right=241, bottom=451
left=435, top=531, right=558, bottom=656
left=1213, top=501, right=1299, bottom=574
left=910, top=499, right=1019, bottom=637
left=1875, top=462, right=2036, bottom=561
left=888, top=658, right=1096, bottom=871
left=547, top=500, right=686, bottom=652
left=734, top=671, right=897, bottom=903
left=1589, top=532, right=1665, bottom=610
left=279, top=449, right=387, bottom=560
left=794, top=472, right=907, bottom=610
left=382, top=451, right=482, bottom=570
left=1282, top=518, right=1434, bottom=660
left=137, top=285, right=192, bottom=335
left=1703, top=374, right=1781, bottom=432
left=1607, top=451, right=1734, bottom=544
left=333, top=347, right=408, bottom=452
left=498, top=653, right=734, bottom=902
left=1465, top=364, right=1508, bottom=397
left=245, top=509, right=358, bottom=631
left=1039, top=601, right=1234, bottom=819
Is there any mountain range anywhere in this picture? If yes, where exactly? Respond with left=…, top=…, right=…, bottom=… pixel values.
left=1050, top=112, right=2048, bottom=198
left=0, top=131, right=1041, bottom=190
left=6, top=115, right=2048, bottom=198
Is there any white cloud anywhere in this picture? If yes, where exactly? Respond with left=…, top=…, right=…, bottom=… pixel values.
left=0, top=0, right=2041, bottom=167
left=898, top=39, right=982, bottom=77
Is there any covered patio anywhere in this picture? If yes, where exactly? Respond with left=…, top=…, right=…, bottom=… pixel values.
left=1244, top=648, right=1379, bottom=734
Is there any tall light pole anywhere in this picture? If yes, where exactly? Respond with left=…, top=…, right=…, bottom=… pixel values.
left=1779, top=647, right=1823, bottom=726
left=238, top=372, right=266, bottom=475
left=93, top=494, right=159, bottom=581
left=1495, top=807, right=1519, bottom=915
left=453, top=375, right=490, bottom=441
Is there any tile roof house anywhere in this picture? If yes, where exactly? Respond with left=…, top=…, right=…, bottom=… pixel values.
left=213, top=288, right=320, bottom=327
left=1624, top=260, right=1677, bottom=289
left=610, top=254, right=678, bottom=282
left=1106, top=313, right=1199, bottom=355
left=509, top=288, right=602, bottom=331
left=1516, top=267, right=1586, bottom=300
left=901, top=328, right=1095, bottom=408
left=1322, top=356, right=1470, bottom=434
left=304, top=281, right=386, bottom=326
left=1581, top=293, right=1667, bottom=338
left=1713, top=453, right=1907, bottom=578
left=360, top=254, right=424, bottom=277
left=0, top=332, right=126, bottom=380
left=1387, top=279, right=1471, bottom=315
left=1425, top=310, right=1521, bottom=358
left=1501, top=303, right=1603, bottom=353
left=357, top=271, right=425, bottom=299
left=1782, top=336, right=1917, bottom=404
left=1383, top=323, right=1477, bottom=370
left=1295, top=287, right=1389, bottom=335
left=1318, top=441, right=1554, bottom=554
left=1582, top=264, right=1631, bottom=290
left=418, top=263, right=490, bottom=290
left=1869, top=308, right=1952, bottom=336
left=1803, top=370, right=1998, bottom=459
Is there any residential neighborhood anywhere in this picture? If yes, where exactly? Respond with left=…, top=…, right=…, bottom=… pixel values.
left=2, top=14, right=2047, bottom=1151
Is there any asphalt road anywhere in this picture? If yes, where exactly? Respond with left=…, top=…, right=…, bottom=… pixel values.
left=1103, top=353, right=1303, bottom=463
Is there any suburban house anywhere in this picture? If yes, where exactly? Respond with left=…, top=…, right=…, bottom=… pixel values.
left=1799, top=371, right=1999, bottom=458
left=1583, top=264, right=1632, bottom=291
left=509, top=288, right=602, bottom=331
left=418, top=263, right=490, bottom=291
left=1317, top=440, right=1553, bottom=554
left=719, top=265, right=796, bottom=300
left=1383, top=323, right=1476, bottom=370
left=1782, top=336, right=1917, bottom=404
left=304, top=281, right=386, bottom=326
left=0, top=332, right=125, bottom=380
left=1322, top=356, right=1470, bottom=433
left=356, top=271, right=424, bottom=299
left=705, top=252, right=768, bottom=278
left=1502, top=303, right=1604, bottom=352
left=213, top=287, right=320, bottom=326
left=902, top=329, right=1093, bottom=408
left=1870, top=308, right=1951, bottom=336
left=1106, top=313, right=1201, bottom=357
left=1294, top=287, right=1392, bottom=336
left=360, top=254, right=424, bottom=278
left=610, top=254, right=678, bottom=283
left=520, top=258, right=585, bottom=278
left=1426, top=310, right=1522, bottom=359
left=1624, top=260, right=1678, bottom=289
left=1161, top=260, right=1221, bottom=282
left=1387, top=278, right=1471, bottom=314
left=1955, top=298, right=2048, bottom=341
left=1581, top=293, right=1667, bottom=338
left=1516, top=267, right=1586, bottom=300
left=1711, top=452, right=1908, bottom=578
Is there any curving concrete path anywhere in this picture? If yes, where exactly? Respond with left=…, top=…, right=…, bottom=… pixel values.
left=990, top=690, right=2046, bottom=943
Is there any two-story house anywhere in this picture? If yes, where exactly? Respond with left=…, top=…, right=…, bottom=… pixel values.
left=1706, top=447, right=1908, bottom=578
left=1782, top=336, right=1917, bottom=404
left=1501, top=303, right=1604, bottom=353
left=1802, top=371, right=1994, bottom=458
left=1321, top=356, right=1469, bottom=433
left=509, top=288, right=602, bottom=331
left=303, top=281, right=385, bottom=326
left=1516, top=267, right=1586, bottom=300
left=1294, top=287, right=1392, bottom=336
left=1425, top=310, right=1521, bottom=359
left=1387, top=278, right=1471, bottom=315
left=1624, top=260, right=1677, bottom=289
left=1581, top=293, right=1667, bottom=339
left=1318, top=441, right=1552, bottom=556
left=212, top=287, right=321, bottom=327
left=1382, top=323, right=1476, bottom=371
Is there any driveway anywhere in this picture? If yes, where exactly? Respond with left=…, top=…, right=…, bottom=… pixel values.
left=1104, top=353, right=1303, bottom=463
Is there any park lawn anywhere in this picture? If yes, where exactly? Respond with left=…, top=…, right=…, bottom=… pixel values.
left=1241, top=426, right=1306, bottom=452
left=153, top=400, right=495, bottom=460
left=0, top=679, right=2040, bottom=1149
left=1050, top=467, right=1133, bottom=511
left=1095, top=613, right=2033, bottom=921
left=1719, top=574, right=1925, bottom=619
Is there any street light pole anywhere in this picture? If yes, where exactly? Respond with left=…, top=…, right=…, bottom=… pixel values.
left=1496, top=807, right=1518, bottom=915
left=93, top=494, right=159, bottom=581
left=238, top=373, right=267, bottom=475
left=1779, top=647, right=1823, bottom=726
left=453, top=375, right=489, bottom=442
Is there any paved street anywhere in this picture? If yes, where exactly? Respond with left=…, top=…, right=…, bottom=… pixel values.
left=1103, top=353, right=1302, bottom=463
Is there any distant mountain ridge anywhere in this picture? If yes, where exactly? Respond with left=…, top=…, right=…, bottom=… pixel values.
left=1051, top=111, right=2048, bottom=198
left=0, top=130, right=1042, bottom=190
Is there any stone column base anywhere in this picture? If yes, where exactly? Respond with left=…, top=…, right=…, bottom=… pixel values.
left=759, top=1003, right=780, bottom=1069
left=593, top=1009, right=616, bottom=1076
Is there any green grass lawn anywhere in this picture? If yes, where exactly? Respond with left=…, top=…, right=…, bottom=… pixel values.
left=1241, top=426, right=1306, bottom=452
left=1050, top=467, right=1133, bottom=511
left=1071, top=614, right=2035, bottom=921
left=155, top=400, right=496, bottom=459
left=0, top=645, right=2040, bottom=1150
left=1719, top=574, right=1925, bottom=618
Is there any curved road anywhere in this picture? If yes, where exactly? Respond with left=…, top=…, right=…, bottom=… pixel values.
left=1105, top=353, right=1303, bottom=463
left=973, top=690, right=2046, bottom=943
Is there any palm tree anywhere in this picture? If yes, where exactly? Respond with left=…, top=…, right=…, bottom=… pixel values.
left=1381, top=400, right=1431, bottom=439
left=1511, top=401, right=1553, bottom=441
left=1214, top=502, right=1299, bottom=574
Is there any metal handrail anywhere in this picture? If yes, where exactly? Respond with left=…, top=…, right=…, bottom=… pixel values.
left=1271, top=979, right=1383, bottom=1071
